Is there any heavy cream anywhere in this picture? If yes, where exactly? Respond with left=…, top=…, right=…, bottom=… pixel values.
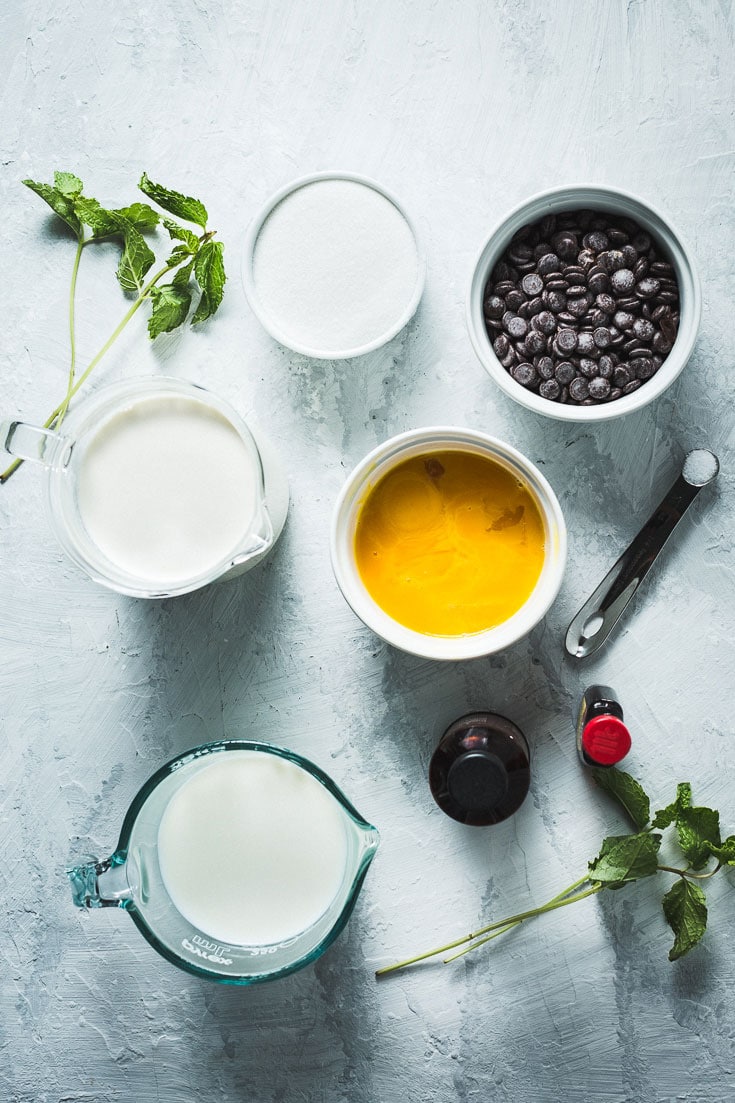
left=76, top=394, right=259, bottom=586
left=156, top=751, right=349, bottom=946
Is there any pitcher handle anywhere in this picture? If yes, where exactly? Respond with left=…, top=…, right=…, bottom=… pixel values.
left=1, top=419, right=66, bottom=468
left=68, top=855, right=133, bottom=909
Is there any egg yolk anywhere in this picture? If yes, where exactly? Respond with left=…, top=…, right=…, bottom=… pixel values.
left=354, top=450, right=545, bottom=636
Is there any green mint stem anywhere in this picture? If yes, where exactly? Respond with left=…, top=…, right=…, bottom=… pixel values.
left=657, top=863, right=722, bottom=880
left=56, top=236, right=87, bottom=429
left=443, top=883, right=604, bottom=965
left=375, top=875, right=598, bottom=977
left=442, top=921, right=523, bottom=963
left=1, top=261, right=173, bottom=484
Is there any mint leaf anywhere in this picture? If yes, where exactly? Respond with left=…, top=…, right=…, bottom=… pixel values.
left=148, top=283, right=192, bottom=338
left=116, top=224, right=155, bottom=293
left=163, top=217, right=200, bottom=252
left=74, top=199, right=159, bottom=239
left=54, top=171, right=83, bottom=198
left=592, top=768, right=651, bottom=831
left=115, top=202, right=159, bottom=231
left=74, top=197, right=119, bottom=236
left=676, top=782, right=692, bottom=810
left=662, top=878, right=707, bottom=961
left=652, top=782, right=693, bottom=829
left=652, top=804, right=678, bottom=830
left=166, top=244, right=197, bottom=269
left=23, top=178, right=82, bottom=236
left=172, top=259, right=195, bottom=288
left=192, top=240, right=225, bottom=324
left=589, top=832, right=662, bottom=886
left=676, top=806, right=721, bottom=870
left=707, top=836, right=735, bottom=865
left=139, top=172, right=208, bottom=228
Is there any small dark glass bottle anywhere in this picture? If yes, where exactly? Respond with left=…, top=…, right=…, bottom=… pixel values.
left=576, top=685, right=631, bottom=768
left=429, top=712, right=531, bottom=826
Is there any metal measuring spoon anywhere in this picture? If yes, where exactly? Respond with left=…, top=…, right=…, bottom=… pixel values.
left=565, top=449, right=719, bottom=659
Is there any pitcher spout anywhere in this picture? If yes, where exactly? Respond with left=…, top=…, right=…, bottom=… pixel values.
left=359, top=823, right=380, bottom=862
left=229, top=504, right=274, bottom=568
left=68, top=854, right=133, bottom=909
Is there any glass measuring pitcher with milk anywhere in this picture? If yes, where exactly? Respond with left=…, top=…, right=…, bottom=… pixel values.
left=0, top=377, right=288, bottom=597
left=68, top=741, right=380, bottom=983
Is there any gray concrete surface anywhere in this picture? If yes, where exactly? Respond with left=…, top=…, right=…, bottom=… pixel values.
left=1, top=2, right=734, bottom=1100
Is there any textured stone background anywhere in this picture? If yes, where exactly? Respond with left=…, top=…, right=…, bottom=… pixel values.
left=1, top=1, right=734, bottom=1100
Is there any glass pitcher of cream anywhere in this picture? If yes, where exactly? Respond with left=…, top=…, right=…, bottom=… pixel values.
left=68, top=741, right=380, bottom=983
left=0, top=377, right=288, bottom=597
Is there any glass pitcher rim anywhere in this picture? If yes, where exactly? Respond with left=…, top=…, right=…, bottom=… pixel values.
left=116, top=738, right=378, bottom=848
left=45, top=376, right=273, bottom=599
left=114, top=739, right=380, bottom=984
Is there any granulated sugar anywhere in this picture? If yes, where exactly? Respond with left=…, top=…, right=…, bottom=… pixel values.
left=251, top=178, right=421, bottom=356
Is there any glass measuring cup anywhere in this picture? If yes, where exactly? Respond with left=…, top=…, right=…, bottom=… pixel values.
left=0, top=377, right=288, bottom=598
left=68, top=741, right=380, bottom=984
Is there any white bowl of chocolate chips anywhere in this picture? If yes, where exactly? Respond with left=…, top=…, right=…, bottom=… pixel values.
left=468, top=184, right=701, bottom=421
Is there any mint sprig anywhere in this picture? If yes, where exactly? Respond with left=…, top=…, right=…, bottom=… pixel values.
left=376, top=769, right=732, bottom=977
left=2, top=170, right=226, bottom=485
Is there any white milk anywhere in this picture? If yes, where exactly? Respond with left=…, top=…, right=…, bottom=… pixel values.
left=77, top=395, right=258, bottom=585
left=157, top=751, right=349, bottom=946
left=252, top=178, right=420, bottom=353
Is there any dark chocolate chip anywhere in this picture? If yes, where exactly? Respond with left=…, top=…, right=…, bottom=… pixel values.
left=524, top=330, right=547, bottom=355
left=599, top=249, right=626, bottom=272
left=510, top=362, right=538, bottom=388
left=621, top=245, right=638, bottom=268
left=576, top=331, right=596, bottom=355
left=595, top=293, right=616, bottom=314
left=535, top=310, right=556, bottom=334
left=578, top=358, right=599, bottom=378
left=569, top=377, right=590, bottom=401
left=484, top=295, right=505, bottom=319
left=566, top=297, right=588, bottom=318
left=636, top=277, right=661, bottom=299
left=611, top=268, right=636, bottom=294
left=505, top=315, right=528, bottom=339
left=556, top=328, right=578, bottom=353
left=632, top=318, right=655, bottom=341
left=613, top=311, right=635, bottom=330
left=536, top=253, right=561, bottom=276
left=521, top=272, right=544, bottom=297
left=539, top=379, right=561, bottom=400
left=552, top=232, right=578, bottom=259
left=555, top=361, right=575, bottom=385
left=582, top=230, right=609, bottom=252
left=589, top=377, right=611, bottom=400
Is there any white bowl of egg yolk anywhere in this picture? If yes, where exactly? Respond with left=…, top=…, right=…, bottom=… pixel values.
left=330, top=428, right=567, bottom=660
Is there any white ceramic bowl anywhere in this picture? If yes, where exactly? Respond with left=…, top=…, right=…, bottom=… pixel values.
left=467, top=184, right=701, bottom=422
left=330, top=427, right=567, bottom=661
left=242, top=171, right=426, bottom=359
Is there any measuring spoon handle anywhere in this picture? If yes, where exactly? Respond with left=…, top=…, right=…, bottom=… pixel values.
left=566, top=473, right=706, bottom=659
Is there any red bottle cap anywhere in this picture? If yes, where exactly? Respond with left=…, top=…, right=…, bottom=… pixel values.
left=581, top=715, right=631, bottom=766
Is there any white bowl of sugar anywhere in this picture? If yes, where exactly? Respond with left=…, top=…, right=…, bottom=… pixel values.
left=242, top=171, right=425, bottom=359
